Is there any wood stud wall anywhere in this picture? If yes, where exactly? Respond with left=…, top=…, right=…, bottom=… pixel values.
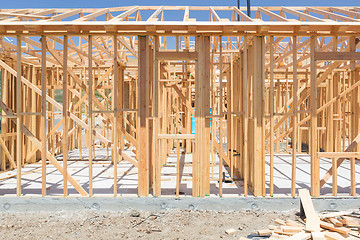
left=0, top=6, right=359, bottom=197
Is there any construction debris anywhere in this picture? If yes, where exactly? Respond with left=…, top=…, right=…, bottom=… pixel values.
left=253, top=189, right=360, bottom=239
left=225, top=228, right=237, bottom=235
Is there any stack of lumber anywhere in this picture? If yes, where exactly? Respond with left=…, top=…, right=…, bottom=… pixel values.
left=255, top=189, right=360, bottom=239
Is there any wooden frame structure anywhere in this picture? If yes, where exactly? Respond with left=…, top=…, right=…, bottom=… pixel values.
left=0, top=6, right=359, bottom=197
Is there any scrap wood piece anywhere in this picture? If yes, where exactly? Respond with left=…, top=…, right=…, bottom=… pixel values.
left=280, top=226, right=303, bottom=233
left=285, top=231, right=311, bottom=240
left=340, top=216, right=359, bottom=226
left=320, top=220, right=351, bottom=234
left=225, top=228, right=236, bottom=235
left=324, top=231, right=348, bottom=240
left=269, top=225, right=277, bottom=230
left=328, top=217, right=343, bottom=227
left=286, top=220, right=304, bottom=227
left=351, top=211, right=360, bottom=217
left=311, top=231, right=325, bottom=240
left=257, top=229, right=272, bottom=236
left=298, top=189, right=321, bottom=232
left=273, top=229, right=294, bottom=236
left=319, top=211, right=352, bottom=219
left=269, top=234, right=289, bottom=240
left=275, top=219, right=287, bottom=226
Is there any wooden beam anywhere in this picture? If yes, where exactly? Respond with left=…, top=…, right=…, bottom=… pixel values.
left=62, top=35, right=68, bottom=196
left=74, top=8, right=109, bottom=21
left=16, top=36, right=22, bottom=196
left=242, top=36, right=249, bottom=196
left=314, top=51, right=360, bottom=61
left=156, top=51, right=198, bottom=61
left=330, top=7, right=360, bottom=19
left=310, top=36, right=319, bottom=196
left=252, top=36, right=265, bottom=196
left=233, top=7, right=255, bottom=21
left=0, top=12, right=51, bottom=20
left=152, top=36, right=161, bottom=197
left=258, top=7, right=290, bottom=21
left=41, top=36, right=47, bottom=196
left=194, top=35, right=210, bottom=197
left=137, top=36, right=149, bottom=196
left=147, top=6, right=164, bottom=21
left=183, top=7, right=189, bottom=21
left=109, top=6, right=139, bottom=22
left=218, top=36, right=223, bottom=197
left=269, top=36, right=274, bottom=196
left=291, top=35, right=298, bottom=197
left=307, top=7, right=360, bottom=22
left=45, top=9, right=81, bottom=21
left=282, top=7, right=326, bottom=22
left=88, top=35, right=93, bottom=196
left=112, top=35, right=118, bottom=197
left=209, top=7, right=221, bottom=21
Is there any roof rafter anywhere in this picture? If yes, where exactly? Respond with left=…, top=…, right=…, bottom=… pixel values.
left=307, top=7, right=360, bottom=22
left=147, top=6, right=164, bottom=21
left=74, top=8, right=109, bottom=22
left=282, top=7, right=326, bottom=22
left=108, top=6, right=139, bottom=22
left=44, top=9, right=81, bottom=21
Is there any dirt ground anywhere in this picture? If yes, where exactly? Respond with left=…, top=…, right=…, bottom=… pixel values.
left=0, top=209, right=298, bottom=239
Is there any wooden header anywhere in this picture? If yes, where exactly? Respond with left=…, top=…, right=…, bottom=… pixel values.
left=156, top=51, right=198, bottom=61
left=0, top=6, right=360, bottom=35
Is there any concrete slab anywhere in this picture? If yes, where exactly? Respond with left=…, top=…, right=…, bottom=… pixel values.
left=0, top=148, right=358, bottom=197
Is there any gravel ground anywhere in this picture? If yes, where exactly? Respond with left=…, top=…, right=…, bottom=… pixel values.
left=0, top=209, right=298, bottom=239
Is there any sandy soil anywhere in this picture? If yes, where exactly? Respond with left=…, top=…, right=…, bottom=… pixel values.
left=0, top=209, right=298, bottom=239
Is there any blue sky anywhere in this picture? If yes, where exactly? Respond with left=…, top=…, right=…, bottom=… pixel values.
left=1, top=0, right=359, bottom=8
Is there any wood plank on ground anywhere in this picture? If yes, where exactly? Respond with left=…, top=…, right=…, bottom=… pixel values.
left=298, top=189, right=321, bottom=232
left=285, top=231, right=311, bottom=240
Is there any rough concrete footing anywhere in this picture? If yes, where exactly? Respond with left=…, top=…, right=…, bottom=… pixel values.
left=0, top=197, right=359, bottom=212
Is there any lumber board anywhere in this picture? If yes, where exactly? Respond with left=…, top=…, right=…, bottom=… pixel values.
left=298, top=189, right=320, bottom=232
left=320, top=220, right=350, bottom=234
left=40, top=35, right=47, bottom=196
left=324, top=231, right=348, bottom=240
left=311, top=232, right=325, bottom=240
left=314, top=51, right=360, bottom=61
left=16, top=36, right=22, bottom=196
left=319, top=212, right=352, bottom=219
left=286, top=231, right=311, bottom=240
left=156, top=51, right=198, bottom=61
